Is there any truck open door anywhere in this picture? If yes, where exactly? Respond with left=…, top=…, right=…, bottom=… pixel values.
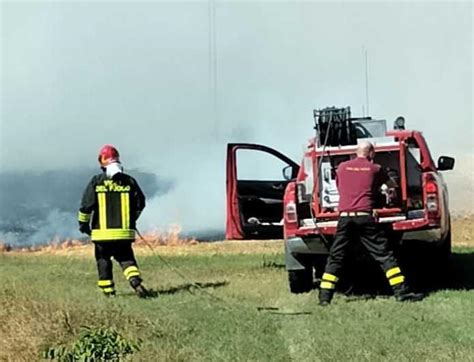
left=226, top=143, right=299, bottom=239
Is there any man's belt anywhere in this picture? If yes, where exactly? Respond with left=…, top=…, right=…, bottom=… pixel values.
left=340, top=211, right=372, bottom=217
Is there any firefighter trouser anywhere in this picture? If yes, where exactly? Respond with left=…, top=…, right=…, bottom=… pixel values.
left=320, top=215, right=406, bottom=300
left=94, top=241, right=143, bottom=295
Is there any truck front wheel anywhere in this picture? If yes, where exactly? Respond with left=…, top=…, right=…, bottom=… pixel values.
left=288, top=268, right=313, bottom=294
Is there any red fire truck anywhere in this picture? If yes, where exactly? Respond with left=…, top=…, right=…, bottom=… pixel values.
left=226, top=107, right=455, bottom=292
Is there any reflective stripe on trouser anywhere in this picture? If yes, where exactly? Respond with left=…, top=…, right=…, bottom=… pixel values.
left=123, top=265, right=140, bottom=281
left=320, top=272, right=339, bottom=290
left=385, top=266, right=405, bottom=286
left=97, top=279, right=115, bottom=294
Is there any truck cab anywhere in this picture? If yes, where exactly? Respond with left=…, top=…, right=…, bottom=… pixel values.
left=226, top=107, right=455, bottom=293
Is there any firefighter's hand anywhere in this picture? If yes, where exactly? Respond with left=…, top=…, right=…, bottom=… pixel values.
left=79, top=222, right=91, bottom=236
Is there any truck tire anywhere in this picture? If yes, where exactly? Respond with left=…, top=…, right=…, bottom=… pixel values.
left=288, top=268, right=313, bottom=294
left=426, top=225, right=452, bottom=289
left=436, top=227, right=452, bottom=270
left=441, top=227, right=452, bottom=258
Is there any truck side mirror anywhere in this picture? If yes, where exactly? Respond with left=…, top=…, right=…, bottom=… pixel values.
left=437, top=156, right=455, bottom=171
left=282, top=165, right=294, bottom=180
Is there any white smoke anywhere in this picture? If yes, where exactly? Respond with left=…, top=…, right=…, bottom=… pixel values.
left=1, top=2, right=472, bottom=245
left=444, top=154, right=474, bottom=216
left=0, top=209, right=82, bottom=246
left=138, top=142, right=228, bottom=238
left=0, top=169, right=168, bottom=246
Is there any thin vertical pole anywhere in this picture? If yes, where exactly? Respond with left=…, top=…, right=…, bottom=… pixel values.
left=213, top=0, right=218, bottom=139
left=208, top=0, right=218, bottom=139
left=365, top=49, right=369, bottom=117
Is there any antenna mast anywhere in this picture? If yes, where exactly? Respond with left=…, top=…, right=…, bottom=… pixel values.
left=208, top=0, right=218, bottom=139
left=364, top=48, right=369, bottom=117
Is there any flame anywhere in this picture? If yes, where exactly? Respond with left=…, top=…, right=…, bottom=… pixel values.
left=135, top=223, right=198, bottom=247
left=0, top=223, right=198, bottom=253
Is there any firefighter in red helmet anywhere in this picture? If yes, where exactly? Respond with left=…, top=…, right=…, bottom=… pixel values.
left=78, top=145, right=149, bottom=298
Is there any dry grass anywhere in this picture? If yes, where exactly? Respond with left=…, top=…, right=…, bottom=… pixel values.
left=0, top=294, right=67, bottom=361
left=452, top=215, right=474, bottom=246
left=1, top=216, right=472, bottom=258
left=1, top=239, right=283, bottom=258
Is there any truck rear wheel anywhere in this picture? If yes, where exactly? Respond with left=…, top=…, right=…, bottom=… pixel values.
left=288, top=268, right=313, bottom=294
left=434, top=227, right=452, bottom=282
left=438, top=227, right=452, bottom=263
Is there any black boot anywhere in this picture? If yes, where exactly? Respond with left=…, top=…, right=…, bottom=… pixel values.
left=130, top=277, right=151, bottom=299
left=393, top=284, right=424, bottom=302
left=318, top=288, right=334, bottom=306
left=134, top=284, right=150, bottom=299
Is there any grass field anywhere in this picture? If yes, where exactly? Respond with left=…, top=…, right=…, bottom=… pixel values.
left=1, top=218, right=473, bottom=361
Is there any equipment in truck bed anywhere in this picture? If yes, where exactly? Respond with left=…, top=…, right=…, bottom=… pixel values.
left=313, top=107, right=356, bottom=147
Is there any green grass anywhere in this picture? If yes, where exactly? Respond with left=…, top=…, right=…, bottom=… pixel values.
left=1, top=247, right=474, bottom=361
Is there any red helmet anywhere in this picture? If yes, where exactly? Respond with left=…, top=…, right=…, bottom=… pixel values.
left=98, top=145, right=120, bottom=167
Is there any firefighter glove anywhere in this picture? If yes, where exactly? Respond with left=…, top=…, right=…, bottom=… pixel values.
left=79, top=222, right=91, bottom=235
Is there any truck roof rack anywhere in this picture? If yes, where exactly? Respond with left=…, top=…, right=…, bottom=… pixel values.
left=313, top=107, right=357, bottom=147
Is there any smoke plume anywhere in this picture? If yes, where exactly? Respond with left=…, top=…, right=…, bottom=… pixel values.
left=0, top=169, right=171, bottom=246
left=1, top=2, right=471, bottom=245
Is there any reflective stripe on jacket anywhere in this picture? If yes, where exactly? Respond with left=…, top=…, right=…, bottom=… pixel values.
left=78, top=172, right=145, bottom=241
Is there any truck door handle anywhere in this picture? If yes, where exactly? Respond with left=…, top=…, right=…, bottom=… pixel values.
left=272, top=184, right=284, bottom=190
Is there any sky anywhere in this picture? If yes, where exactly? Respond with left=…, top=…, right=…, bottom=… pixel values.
left=0, top=1, right=472, bottom=240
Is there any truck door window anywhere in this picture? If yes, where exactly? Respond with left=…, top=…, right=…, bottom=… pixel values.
left=237, top=149, right=289, bottom=181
